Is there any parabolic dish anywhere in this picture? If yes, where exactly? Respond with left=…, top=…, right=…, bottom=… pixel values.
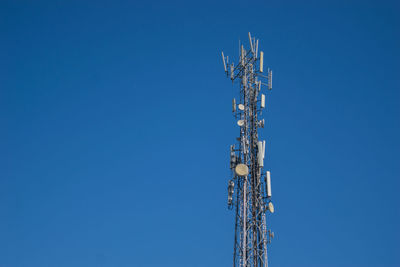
left=237, top=120, right=244, bottom=127
left=268, top=202, right=275, bottom=213
left=238, top=104, right=245, bottom=111
left=235, top=163, right=249, bottom=177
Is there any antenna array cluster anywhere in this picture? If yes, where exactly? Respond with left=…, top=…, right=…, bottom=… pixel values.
left=222, top=32, right=274, bottom=267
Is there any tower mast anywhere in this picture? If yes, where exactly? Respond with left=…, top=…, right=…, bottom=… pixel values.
left=223, top=33, right=274, bottom=267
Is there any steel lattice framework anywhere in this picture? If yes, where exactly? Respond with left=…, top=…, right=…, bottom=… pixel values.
left=222, top=33, right=274, bottom=267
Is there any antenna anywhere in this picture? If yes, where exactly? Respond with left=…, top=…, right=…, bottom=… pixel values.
left=248, top=32, right=254, bottom=53
left=256, top=39, right=259, bottom=58
left=258, top=119, right=265, bottom=128
left=241, top=45, right=245, bottom=66
left=261, top=94, right=265, bottom=108
left=227, top=180, right=234, bottom=208
left=222, top=51, right=227, bottom=73
left=268, top=69, right=273, bottom=90
left=222, top=33, right=275, bottom=267
left=263, top=140, right=266, bottom=158
left=230, top=145, right=236, bottom=169
left=266, top=171, right=272, bottom=198
left=235, top=163, right=249, bottom=177
left=257, top=141, right=265, bottom=167
left=268, top=202, right=275, bottom=213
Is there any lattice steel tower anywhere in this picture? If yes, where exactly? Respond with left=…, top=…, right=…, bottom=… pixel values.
left=222, top=33, right=275, bottom=267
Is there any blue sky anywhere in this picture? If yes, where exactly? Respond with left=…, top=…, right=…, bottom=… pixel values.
left=1, top=0, right=399, bottom=266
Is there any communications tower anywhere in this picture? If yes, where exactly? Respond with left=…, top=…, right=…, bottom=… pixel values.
left=222, top=33, right=275, bottom=267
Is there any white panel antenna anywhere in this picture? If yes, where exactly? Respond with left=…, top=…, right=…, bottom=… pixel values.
left=257, top=141, right=263, bottom=167
left=263, top=140, right=266, bottom=158
left=266, top=171, right=272, bottom=197
left=256, top=39, right=259, bottom=58
left=260, top=51, right=264, bottom=73
left=268, top=69, right=273, bottom=90
left=257, top=141, right=265, bottom=167
left=222, top=51, right=227, bottom=73
left=261, top=94, right=265, bottom=108
left=248, top=32, right=254, bottom=53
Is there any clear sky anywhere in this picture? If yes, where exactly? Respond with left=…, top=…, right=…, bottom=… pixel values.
left=1, top=0, right=399, bottom=266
